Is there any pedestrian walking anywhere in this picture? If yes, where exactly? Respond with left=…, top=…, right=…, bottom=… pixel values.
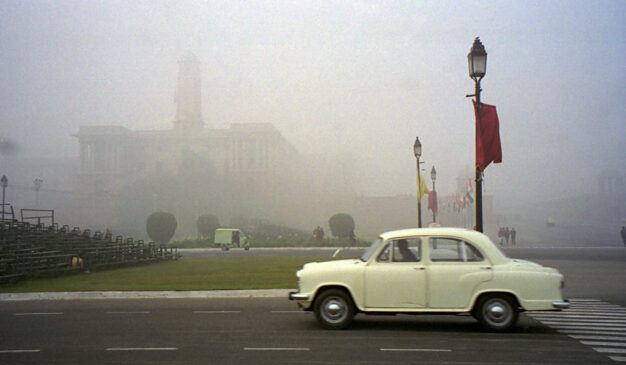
left=504, top=227, right=510, bottom=245
left=510, top=227, right=516, bottom=245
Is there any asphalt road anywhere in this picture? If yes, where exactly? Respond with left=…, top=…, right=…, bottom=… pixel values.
left=0, top=247, right=624, bottom=364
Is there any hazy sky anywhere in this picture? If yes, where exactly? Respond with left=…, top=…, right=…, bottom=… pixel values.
left=1, top=0, right=624, bottom=208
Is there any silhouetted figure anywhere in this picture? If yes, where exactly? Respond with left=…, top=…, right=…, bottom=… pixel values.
left=395, top=239, right=418, bottom=262
left=313, top=226, right=324, bottom=241
left=621, top=226, right=626, bottom=247
left=510, top=227, right=516, bottom=245
left=504, top=227, right=510, bottom=245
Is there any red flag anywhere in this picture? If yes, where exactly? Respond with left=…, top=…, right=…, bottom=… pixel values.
left=428, top=191, right=438, bottom=214
left=473, top=100, right=502, bottom=171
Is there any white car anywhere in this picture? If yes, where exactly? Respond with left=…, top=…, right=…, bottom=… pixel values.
left=289, top=227, right=569, bottom=331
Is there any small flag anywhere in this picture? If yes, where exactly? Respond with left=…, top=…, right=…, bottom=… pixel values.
left=465, top=180, right=474, bottom=204
left=428, top=191, right=438, bottom=214
left=473, top=100, right=503, bottom=171
left=416, top=171, right=430, bottom=199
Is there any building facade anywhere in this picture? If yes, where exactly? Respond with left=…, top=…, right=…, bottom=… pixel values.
left=74, top=53, right=296, bottom=194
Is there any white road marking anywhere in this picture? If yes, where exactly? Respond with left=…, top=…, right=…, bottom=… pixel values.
left=593, top=348, right=626, bottom=354
left=14, top=312, right=63, bottom=316
left=106, top=348, right=177, bottom=351
left=549, top=309, right=626, bottom=314
left=0, top=350, right=40, bottom=353
left=332, top=248, right=342, bottom=257
left=559, top=329, right=626, bottom=335
left=380, top=348, right=452, bottom=352
left=581, top=341, right=626, bottom=347
left=193, top=311, right=240, bottom=314
left=570, top=335, right=626, bottom=341
left=552, top=325, right=626, bottom=331
left=531, top=312, right=626, bottom=318
left=244, top=347, right=309, bottom=351
left=538, top=318, right=626, bottom=324
left=534, top=300, right=626, bottom=362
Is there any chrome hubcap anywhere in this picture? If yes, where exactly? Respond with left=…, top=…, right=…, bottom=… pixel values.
left=484, top=300, right=511, bottom=324
left=322, top=298, right=347, bottom=323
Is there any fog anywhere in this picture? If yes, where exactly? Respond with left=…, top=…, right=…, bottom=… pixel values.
left=1, top=1, right=624, bottom=241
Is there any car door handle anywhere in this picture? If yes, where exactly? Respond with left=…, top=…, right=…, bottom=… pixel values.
left=413, top=266, right=426, bottom=270
left=480, top=266, right=492, bottom=270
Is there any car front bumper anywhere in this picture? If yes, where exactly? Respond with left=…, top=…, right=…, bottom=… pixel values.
left=552, top=300, right=570, bottom=309
left=288, top=291, right=309, bottom=301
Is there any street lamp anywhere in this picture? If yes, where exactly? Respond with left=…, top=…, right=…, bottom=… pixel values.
left=34, top=178, right=43, bottom=207
left=468, top=37, right=487, bottom=232
left=413, top=137, right=422, bottom=228
left=1, top=175, right=7, bottom=222
left=430, top=166, right=437, bottom=223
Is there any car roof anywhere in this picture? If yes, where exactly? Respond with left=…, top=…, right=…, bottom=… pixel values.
left=379, top=227, right=476, bottom=240
left=379, top=227, right=508, bottom=264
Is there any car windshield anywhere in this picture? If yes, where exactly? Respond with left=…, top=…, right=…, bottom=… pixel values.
left=360, top=238, right=383, bottom=261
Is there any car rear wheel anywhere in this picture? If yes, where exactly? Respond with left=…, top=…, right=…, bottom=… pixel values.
left=476, top=294, right=518, bottom=332
left=313, top=289, right=355, bottom=330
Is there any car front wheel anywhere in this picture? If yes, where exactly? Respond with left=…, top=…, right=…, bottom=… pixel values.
left=476, top=294, right=518, bottom=332
left=313, top=289, right=355, bottom=330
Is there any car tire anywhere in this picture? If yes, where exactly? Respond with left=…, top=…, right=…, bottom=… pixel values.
left=313, top=289, right=355, bottom=330
left=476, top=294, right=518, bottom=332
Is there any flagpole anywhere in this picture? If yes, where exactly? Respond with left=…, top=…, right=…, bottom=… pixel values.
left=417, top=157, right=422, bottom=228
left=413, top=137, right=422, bottom=228
left=475, top=78, right=484, bottom=232
left=468, top=37, right=487, bottom=233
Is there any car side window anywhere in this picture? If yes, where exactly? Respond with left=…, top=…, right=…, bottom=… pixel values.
left=391, top=238, right=421, bottom=262
left=429, top=238, right=484, bottom=262
left=376, top=244, right=391, bottom=262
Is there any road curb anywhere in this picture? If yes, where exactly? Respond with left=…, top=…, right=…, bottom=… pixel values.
left=0, top=289, right=292, bottom=301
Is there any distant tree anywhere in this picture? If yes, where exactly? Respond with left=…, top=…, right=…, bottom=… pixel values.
left=146, top=212, right=177, bottom=244
left=229, top=215, right=249, bottom=230
left=328, top=213, right=355, bottom=238
left=197, top=214, right=220, bottom=240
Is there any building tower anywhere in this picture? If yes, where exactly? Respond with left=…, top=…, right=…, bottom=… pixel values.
left=173, top=53, right=204, bottom=131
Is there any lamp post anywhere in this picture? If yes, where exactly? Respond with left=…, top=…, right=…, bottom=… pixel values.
left=468, top=37, right=487, bottom=232
left=34, top=178, right=43, bottom=208
left=413, top=137, right=422, bottom=228
left=1, top=175, right=7, bottom=222
left=430, top=166, right=437, bottom=223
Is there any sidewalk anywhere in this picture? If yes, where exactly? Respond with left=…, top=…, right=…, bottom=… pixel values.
left=0, top=289, right=292, bottom=301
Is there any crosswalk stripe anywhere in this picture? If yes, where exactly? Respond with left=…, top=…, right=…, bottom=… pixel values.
left=530, top=312, right=626, bottom=318
left=530, top=299, right=626, bottom=362
left=569, top=335, right=626, bottom=341
left=551, top=309, right=626, bottom=314
left=581, top=341, right=626, bottom=347
left=534, top=318, right=626, bottom=324
left=593, top=348, right=626, bottom=354
left=559, top=329, right=626, bottom=335
left=551, top=325, right=626, bottom=331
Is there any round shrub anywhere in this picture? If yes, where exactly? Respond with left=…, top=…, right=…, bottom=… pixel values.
left=197, top=214, right=220, bottom=240
left=146, top=211, right=177, bottom=244
left=328, top=213, right=355, bottom=238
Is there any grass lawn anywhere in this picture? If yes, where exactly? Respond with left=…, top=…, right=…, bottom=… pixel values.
left=0, top=257, right=335, bottom=293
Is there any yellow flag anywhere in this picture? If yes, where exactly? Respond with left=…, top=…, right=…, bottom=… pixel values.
left=416, top=171, right=430, bottom=199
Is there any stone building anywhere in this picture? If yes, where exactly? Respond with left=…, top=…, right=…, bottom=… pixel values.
left=72, top=54, right=299, bottom=236
left=74, top=53, right=296, bottom=194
